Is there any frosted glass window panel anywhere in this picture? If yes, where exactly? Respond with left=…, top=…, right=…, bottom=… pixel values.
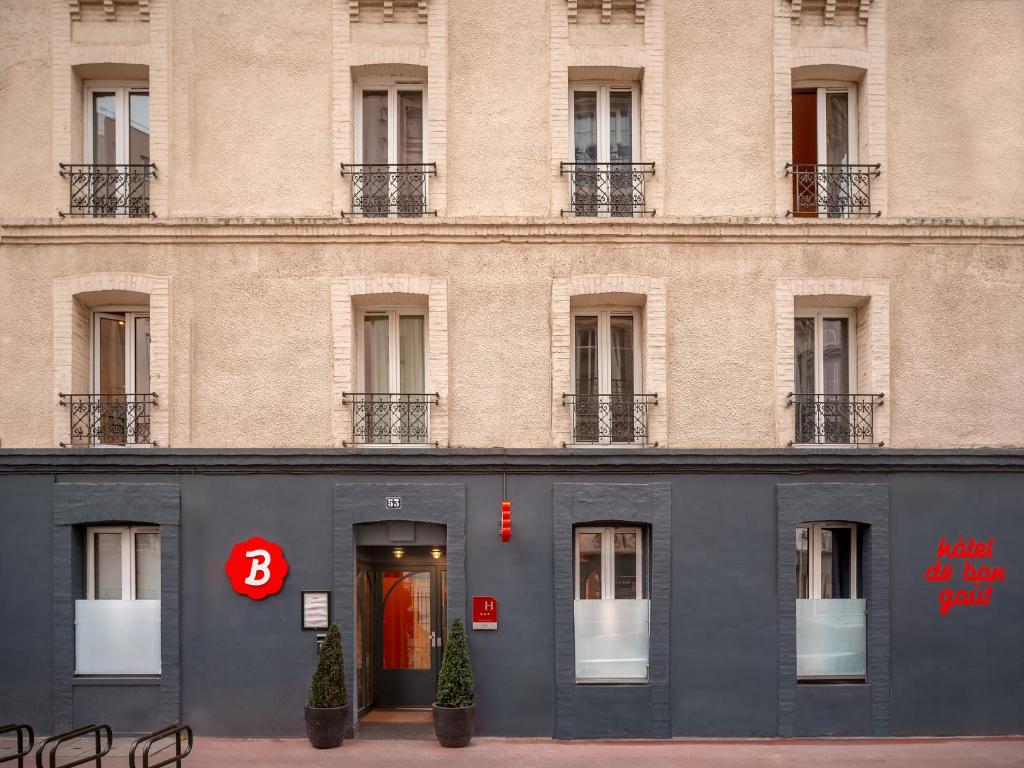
left=574, top=599, right=649, bottom=681
left=608, top=91, right=633, bottom=163
left=577, top=531, right=603, bottom=599
left=94, top=532, right=123, bottom=600
left=135, top=532, right=161, bottom=600
left=796, top=598, right=865, bottom=678
left=573, top=92, right=598, bottom=163
left=75, top=599, right=161, bottom=675
left=613, top=530, right=638, bottom=599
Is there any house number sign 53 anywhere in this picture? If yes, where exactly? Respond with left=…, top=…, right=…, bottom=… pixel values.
left=386, top=497, right=402, bottom=509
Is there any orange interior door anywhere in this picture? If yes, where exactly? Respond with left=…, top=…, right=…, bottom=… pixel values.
left=792, top=90, right=818, bottom=217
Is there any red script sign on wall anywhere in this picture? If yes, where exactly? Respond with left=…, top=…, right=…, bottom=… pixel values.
left=225, top=536, right=289, bottom=600
left=472, top=595, right=498, bottom=630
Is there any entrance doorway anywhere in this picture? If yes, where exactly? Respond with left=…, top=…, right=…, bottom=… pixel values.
left=356, top=546, right=447, bottom=713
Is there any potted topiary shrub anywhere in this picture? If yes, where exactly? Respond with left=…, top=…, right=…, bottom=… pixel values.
left=304, top=624, right=349, bottom=749
left=432, top=617, right=475, bottom=747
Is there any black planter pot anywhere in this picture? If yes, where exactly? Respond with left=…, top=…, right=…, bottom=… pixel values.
left=304, top=704, right=350, bottom=749
left=432, top=702, right=476, bottom=748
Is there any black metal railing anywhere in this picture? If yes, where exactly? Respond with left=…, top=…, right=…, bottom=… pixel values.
left=0, top=724, right=34, bottom=768
left=562, top=393, right=657, bottom=445
left=786, top=163, right=880, bottom=218
left=34, top=724, right=111, bottom=768
left=787, top=392, right=884, bottom=446
left=560, top=162, right=655, bottom=217
left=59, top=164, right=157, bottom=217
left=58, top=393, right=157, bottom=447
left=129, top=724, right=193, bottom=768
left=340, top=163, right=436, bottom=217
left=342, top=392, right=439, bottom=446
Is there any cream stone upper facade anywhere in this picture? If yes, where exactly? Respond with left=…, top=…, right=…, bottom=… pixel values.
left=0, top=0, right=1022, bottom=449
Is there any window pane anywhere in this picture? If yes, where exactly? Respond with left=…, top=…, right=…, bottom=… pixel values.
left=575, top=598, right=649, bottom=680
left=362, top=91, right=389, bottom=165
left=794, top=318, right=815, bottom=393
left=796, top=527, right=810, bottom=600
left=573, top=91, right=597, bottom=163
left=381, top=571, right=431, bottom=670
left=822, top=318, right=850, bottom=395
left=613, top=530, right=638, bottom=599
left=93, top=93, right=117, bottom=164
left=577, top=532, right=603, bottom=599
left=574, top=316, right=598, bottom=395
left=98, top=316, right=126, bottom=395
left=134, top=316, right=151, bottom=394
left=75, top=599, right=161, bottom=674
left=398, top=316, right=424, bottom=393
left=129, top=92, right=150, bottom=164
left=609, top=91, right=633, bottom=163
left=822, top=526, right=853, bottom=599
left=135, top=532, right=160, bottom=600
left=397, top=91, right=423, bottom=164
left=94, top=532, right=123, bottom=600
left=363, top=316, right=390, bottom=392
left=825, top=92, right=849, bottom=165
left=609, top=316, right=634, bottom=395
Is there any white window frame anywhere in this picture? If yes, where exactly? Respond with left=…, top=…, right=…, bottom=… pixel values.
left=793, top=308, right=858, bottom=447
left=85, top=525, right=160, bottom=600
left=574, top=526, right=643, bottom=600
left=353, top=81, right=428, bottom=166
left=355, top=307, right=430, bottom=395
left=568, top=83, right=640, bottom=164
left=797, top=521, right=859, bottom=600
left=91, top=306, right=150, bottom=396
left=83, top=82, right=150, bottom=165
left=570, top=308, right=642, bottom=396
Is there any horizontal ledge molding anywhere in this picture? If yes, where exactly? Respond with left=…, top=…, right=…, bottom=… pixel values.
left=4, top=448, right=1024, bottom=475
left=3, top=216, right=1024, bottom=245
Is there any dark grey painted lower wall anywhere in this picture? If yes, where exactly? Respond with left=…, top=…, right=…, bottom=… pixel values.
left=0, top=457, right=1021, bottom=739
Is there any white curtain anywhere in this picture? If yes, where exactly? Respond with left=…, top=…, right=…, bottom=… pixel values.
left=399, top=316, right=425, bottom=393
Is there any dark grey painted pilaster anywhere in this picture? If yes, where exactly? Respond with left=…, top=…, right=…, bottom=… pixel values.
left=776, top=483, right=890, bottom=737
left=333, top=483, right=466, bottom=727
left=553, top=482, right=672, bottom=739
left=52, top=483, right=181, bottom=731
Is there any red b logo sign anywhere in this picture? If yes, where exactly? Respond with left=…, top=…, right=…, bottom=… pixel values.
left=225, top=536, right=288, bottom=600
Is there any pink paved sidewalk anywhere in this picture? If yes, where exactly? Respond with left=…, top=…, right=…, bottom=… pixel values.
left=155, top=736, right=1024, bottom=768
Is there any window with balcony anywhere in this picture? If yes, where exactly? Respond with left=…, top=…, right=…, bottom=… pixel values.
left=574, top=526, right=649, bottom=682
left=788, top=84, right=878, bottom=217
left=562, top=85, right=653, bottom=217
left=61, top=308, right=155, bottom=446
left=344, top=83, right=435, bottom=217
left=565, top=310, right=655, bottom=445
left=344, top=308, right=436, bottom=445
left=789, top=309, right=881, bottom=446
left=795, top=522, right=865, bottom=681
left=77, top=526, right=161, bottom=675
left=61, top=83, right=155, bottom=217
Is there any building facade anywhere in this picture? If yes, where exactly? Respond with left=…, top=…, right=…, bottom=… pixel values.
left=1, top=0, right=1023, bottom=740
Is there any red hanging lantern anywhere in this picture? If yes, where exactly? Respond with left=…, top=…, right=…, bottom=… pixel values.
left=500, top=500, right=511, bottom=542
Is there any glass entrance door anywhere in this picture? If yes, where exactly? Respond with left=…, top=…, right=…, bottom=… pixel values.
left=372, top=566, right=445, bottom=707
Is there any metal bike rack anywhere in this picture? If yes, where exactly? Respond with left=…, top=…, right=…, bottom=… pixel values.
left=129, top=724, right=193, bottom=768
left=34, top=724, right=112, bottom=768
left=0, top=724, right=35, bottom=768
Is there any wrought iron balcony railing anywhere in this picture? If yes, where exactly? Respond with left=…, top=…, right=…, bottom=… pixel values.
left=58, top=392, right=157, bottom=447
left=560, top=162, right=655, bottom=217
left=787, top=392, right=885, bottom=446
left=58, top=163, right=157, bottom=217
left=562, top=392, right=658, bottom=446
left=340, top=163, right=437, bottom=217
left=342, top=392, right=440, bottom=446
left=786, top=163, right=881, bottom=218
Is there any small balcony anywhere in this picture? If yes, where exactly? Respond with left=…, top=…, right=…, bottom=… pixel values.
left=58, top=164, right=157, bottom=218
left=787, top=392, right=884, bottom=446
left=562, top=393, right=658, bottom=446
left=342, top=392, right=439, bottom=446
left=340, top=163, right=437, bottom=217
left=786, top=163, right=881, bottom=218
left=59, top=393, right=157, bottom=447
left=560, top=162, right=655, bottom=217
